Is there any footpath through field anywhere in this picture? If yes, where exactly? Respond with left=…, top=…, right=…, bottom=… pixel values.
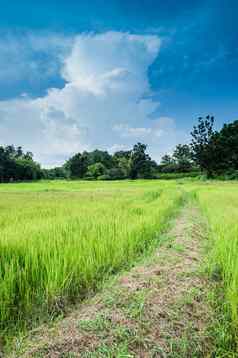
left=12, top=203, right=214, bottom=357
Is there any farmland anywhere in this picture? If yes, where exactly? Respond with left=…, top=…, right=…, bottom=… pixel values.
left=0, top=181, right=183, bottom=332
left=0, top=179, right=238, bottom=355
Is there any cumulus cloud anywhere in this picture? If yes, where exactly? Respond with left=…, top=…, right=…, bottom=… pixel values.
left=0, top=31, right=186, bottom=167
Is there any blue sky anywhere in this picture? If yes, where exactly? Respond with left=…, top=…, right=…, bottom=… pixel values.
left=0, top=0, right=237, bottom=166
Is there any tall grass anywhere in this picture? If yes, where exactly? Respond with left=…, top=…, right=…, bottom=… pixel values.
left=197, top=184, right=238, bottom=340
left=0, top=181, right=183, bottom=335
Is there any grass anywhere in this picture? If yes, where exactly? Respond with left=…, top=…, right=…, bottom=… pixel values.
left=1, top=178, right=238, bottom=356
left=197, top=184, right=238, bottom=352
left=0, top=180, right=183, bottom=339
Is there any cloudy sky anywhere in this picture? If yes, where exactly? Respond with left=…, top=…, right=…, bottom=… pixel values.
left=0, top=0, right=237, bottom=167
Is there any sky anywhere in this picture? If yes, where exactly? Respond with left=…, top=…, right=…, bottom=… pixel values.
left=0, top=0, right=237, bottom=167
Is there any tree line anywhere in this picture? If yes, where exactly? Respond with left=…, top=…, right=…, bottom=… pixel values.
left=153, top=115, right=238, bottom=179
left=0, top=116, right=238, bottom=182
left=0, top=145, right=42, bottom=182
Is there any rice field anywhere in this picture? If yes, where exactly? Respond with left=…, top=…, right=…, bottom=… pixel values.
left=1, top=179, right=238, bottom=347
left=0, top=180, right=183, bottom=335
left=197, top=183, right=238, bottom=327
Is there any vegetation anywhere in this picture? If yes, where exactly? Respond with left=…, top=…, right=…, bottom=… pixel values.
left=0, top=145, right=42, bottom=182
left=1, top=116, right=238, bottom=182
left=190, top=115, right=215, bottom=177
left=198, top=185, right=238, bottom=345
left=159, top=144, right=197, bottom=173
left=1, top=115, right=238, bottom=354
left=190, top=116, right=238, bottom=178
left=0, top=179, right=238, bottom=355
left=65, top=142, right=158, bottom=180
left=13, top=201, right=213, bottom=357
left=0, top=180, right=183, bottom=338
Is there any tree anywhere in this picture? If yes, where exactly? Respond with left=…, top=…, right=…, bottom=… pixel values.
left=66, top=149, right=115, bottom=179
left=24, top=151, right=33, bottom=160
left=0, top=145, right=43, bottom=182
left=87, top=150, right=114, bottom=168
left=190, top=115, right=215, bottom=176
left=15, top=158, right=42, bottom=180
left=129, top=143, right=153, bottom=179
left=172, top=144, right=194, bottom=172
left=86, top=162, right=107, bottom=179
left=159, top=144, right=196, bottom=173
left=160, top=154, right=174, bottom=166
left=107, top=167, right=125, bottom=180
left=66, top=152, right=89, bottom=178
left=16, top=146, right=23, bottom=158
left=209, top=120, right=238, bottom=175
left=113, top=150, right=131, bottom=162
left=5, top=145, right=16, bottom=158
left=112, top=150, right=131, bottom=178
left=43, top=167, right=68, bottom=179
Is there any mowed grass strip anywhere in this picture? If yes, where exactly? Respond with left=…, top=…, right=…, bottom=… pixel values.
left=0, top=181, right=183, bottom=337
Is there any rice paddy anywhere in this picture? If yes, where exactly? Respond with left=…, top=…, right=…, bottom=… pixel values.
left=0, top=180, right=183, bottom=335
left=0, top=179, right=238, bottom=353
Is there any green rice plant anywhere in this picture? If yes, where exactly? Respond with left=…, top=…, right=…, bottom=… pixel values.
left=197, top=184, right=238, bottom=341
left=0, top=180, right=183, bottom=336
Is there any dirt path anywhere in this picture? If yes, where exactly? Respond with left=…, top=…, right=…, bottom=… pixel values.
left=12, top=203, right=213, bottom=357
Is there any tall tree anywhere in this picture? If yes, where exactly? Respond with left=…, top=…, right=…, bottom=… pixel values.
left=112, top=150, right=131, bottom=178
left=65, top=152, right=89, bottom=178
left=172, top=144, right=194, bottom=172
left=210, top=120, right=238, bottom=174
left=190, top=115, right=215, bottom=176
left=129, top=143, right=153, bottom=179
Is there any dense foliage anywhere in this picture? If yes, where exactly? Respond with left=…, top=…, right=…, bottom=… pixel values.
left=158, top=144, right=197, bottom=173
left=190, top=116, right=238, bottom=177
left=65, top=143, right=157, bottom=180
left=160, top=116, right=238, bottom=178
left=190, top=115, right=215, bottom=176
left=0, top=145, right=42, bottom=182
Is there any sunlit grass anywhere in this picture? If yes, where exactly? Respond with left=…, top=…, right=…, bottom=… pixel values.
left=0, top=180, right=183, bottom=335
left=198, top=187, right=238, bottom=324
left=1, top=178, right=238, bottom=352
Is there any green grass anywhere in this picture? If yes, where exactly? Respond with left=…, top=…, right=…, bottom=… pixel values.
left=0, top=180, right=183, bottom=338
left=197, top=185, right=238, bottom=351
left=1, top=178, right=238, bottom=355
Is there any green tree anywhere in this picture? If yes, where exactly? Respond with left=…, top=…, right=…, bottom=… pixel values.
left=112, top=150, right=131, bottom=178
left=86, top=162, right=107, bottom=179
left=113, top=150, right=131, bottom=162
left=87, top=150, right=114, bottom=168
left=209, top=120, right=238, bottom=175
left=190, top=115, right=215, bottom=176
left=172, top=144, right=194, bottom=172
left=107, top=167, right=125, bottom=180
left=15, top=158, right=42, bottom=180
left=0, top=145, right=43, bottom=182
left=160, top=154, right=174, bottom=166
left=129, top=143, right=153, bottom=179
left=43, top=167, right=68, bottom=179
left=66, top=152, right=89, bottom=178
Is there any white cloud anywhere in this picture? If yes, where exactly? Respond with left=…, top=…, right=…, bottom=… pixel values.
left=0, top=31, right=186, bottom=167
left=0, top=31, right=73, bottom=83
left=113, top=124, right=152, bottom=138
